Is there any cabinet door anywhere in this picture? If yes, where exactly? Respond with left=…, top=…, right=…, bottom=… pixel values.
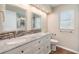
left=43, top=43, right=51, bottom=54
left=20, top=40, right=40, bottom=54
left=42, top=34, right=51, bottom=54
left=21, top=39, right=43, bottom=54
left=21, top=44, right=33, bottom=54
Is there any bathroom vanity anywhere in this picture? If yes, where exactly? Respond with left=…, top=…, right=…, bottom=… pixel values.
left=0, top=32, right=51, bottom=54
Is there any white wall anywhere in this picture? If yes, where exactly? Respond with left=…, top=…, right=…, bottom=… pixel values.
left=48, top=5, right=79, bottom=52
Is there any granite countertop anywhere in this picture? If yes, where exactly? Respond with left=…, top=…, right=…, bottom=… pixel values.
left=0, top=32, right=50, bottom=53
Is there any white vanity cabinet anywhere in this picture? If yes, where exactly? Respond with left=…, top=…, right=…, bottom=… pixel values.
left=5, top=47, right=22, bottom=54
left=4, top=34, right=51, bottom=54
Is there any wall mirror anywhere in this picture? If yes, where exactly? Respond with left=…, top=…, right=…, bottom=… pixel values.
left=16, top=11, right=26, bottom=31
left=3, top=4, right=26, bottom=32
left=32, top=13, right=42, bottom=31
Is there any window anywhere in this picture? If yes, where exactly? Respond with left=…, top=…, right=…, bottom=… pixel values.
left=59, top=10, right=75, bottom=32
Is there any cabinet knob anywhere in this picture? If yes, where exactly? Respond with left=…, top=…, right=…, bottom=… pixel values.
left=21, top=50, right=24, bottom=53
left=38, top=41, right=40, bottom=43
left=47, top=46, right=49, bottom=48
left=38, top=48, right=40, bottom=50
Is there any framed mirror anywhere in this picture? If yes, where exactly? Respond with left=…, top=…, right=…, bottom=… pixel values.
left=32, top=13, right=42, bottom=31
left=16, top=12, right=26, bottom=30
left=3, top=4, right=27, bottom=32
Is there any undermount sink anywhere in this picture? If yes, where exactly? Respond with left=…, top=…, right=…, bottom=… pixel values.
left=5, top=39, right=26, bottom=45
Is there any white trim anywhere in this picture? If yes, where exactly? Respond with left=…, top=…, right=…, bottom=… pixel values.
left=57, top=45, right=79, bottom=54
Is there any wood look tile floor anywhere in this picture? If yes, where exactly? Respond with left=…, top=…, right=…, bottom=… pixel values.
left=50, top=47, right=76, bottom=54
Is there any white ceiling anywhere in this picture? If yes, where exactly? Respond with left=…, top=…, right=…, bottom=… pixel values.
left=31, top=4, right=60, bottom=14
left=41, top=4, right=60, bottom=8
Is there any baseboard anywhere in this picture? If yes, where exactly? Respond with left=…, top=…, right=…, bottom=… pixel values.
left=57, top=45, right=79, bottom=54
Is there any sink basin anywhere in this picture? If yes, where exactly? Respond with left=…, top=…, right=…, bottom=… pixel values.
left=20, top=35, right=38, bottom=39
left=5, top=39, right=26, bottom=45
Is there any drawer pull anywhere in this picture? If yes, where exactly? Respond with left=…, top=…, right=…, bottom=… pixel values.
left=38, top=41, right=40, bottom=43
left=21, top=51, right=24, bottom=53
left=47, top=46, right=49, bottom=48
left=38, top=48, right=40, bottom=50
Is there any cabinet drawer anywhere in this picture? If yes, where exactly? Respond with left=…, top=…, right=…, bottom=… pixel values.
left=32, top=45, right=44, bottom=54
left=21, top=47, right=33, bottom=54
left=18, top=42, right=36, bottom=54
left=21, top=42, right=42, bottom=54
left=5, top=47, right=22, bottom=54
